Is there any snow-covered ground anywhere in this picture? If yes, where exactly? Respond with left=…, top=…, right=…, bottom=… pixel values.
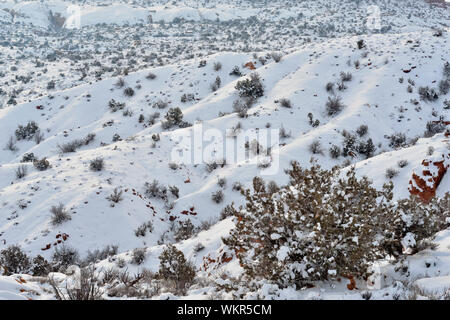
left=0, top=0, right=449, bottom=300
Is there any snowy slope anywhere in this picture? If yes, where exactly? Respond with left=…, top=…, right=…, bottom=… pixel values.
left=0, top=19, right=449, bottom=299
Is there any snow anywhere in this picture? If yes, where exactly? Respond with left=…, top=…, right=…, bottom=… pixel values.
left=0, top=0, right=449, bottom=300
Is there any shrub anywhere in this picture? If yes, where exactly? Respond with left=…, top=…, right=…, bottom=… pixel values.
left=15, top=121, right=39, bottom=141
left=235, top=73, right=264, bottom=99
left=325, top=82, right=334, bottom=92
left=115, top=78, right=125, bottom=88
left=33, top=158, right=50, bottom=171
left=309, top=140, right=323, bottom=155
left=52, top=245, right=80, bottom=272
left=0, top=245, right=31, bottom=275
left=388, top=133, right=407, bottom=148
left=424, top=121, right=446, bottom=137
left=220, top=204, right=237, bottom=220
left=153, top=99, right=169, bottom=109
left=5, top=136, right=18, bottom=152
left=385, top=168, right=399, bottom=179
left=162, top=107, right=184, bottom=128
left=398, top=160, right=409, bottom=168
left=135, top=221, right=154, bottom=237
left=418, top=86, right=438, bottom=101
left=232, top=99, right=250, bottom=118
left=229, top=66, right=242, bottom=77
left=50, top=266, right=102, bottom=300
left=278, top=98, right=292, bottom=108
left=131, top=248, right=146, bottom=265
left=31, top=255, right=52, bottom=276
left=174, top=220, right=196, bottom=242
left=89, top=157, right=104, bottom=172
left=223, top=163, right=399, bottom=288
left=106, top=188, right=123, bottom=205
left=340, top=72, right=352, bottom=82
left=144, top=180, right=167, bottom=200
left=15, top=165, right=27, bottom=179
left=270, top=52, right=283, bottom=63
left=123, top=87, right=135, bottom=97
left=329, top=145, right=341, bottom=159
left=443, top=61, right=450, bottom=78
left=438, top=79, right=450, bottom=95
left=146, top=72, right=156, bottom=80
left=50, top=203, right=71, bottom=225
left=84, top=245, right=118, bottom=265
left=211, top=190, right=224, bottom=204
left=213, top=62, right=222, bottom=71
left=325, top=96, right=345, bottom=116
left=357, top=39, right=365, bottom=49
left=108, top=99, right=126, bottom=112
left=356, top=125, right=368, bottom=137
left=157, top=244, right=195, bottom=294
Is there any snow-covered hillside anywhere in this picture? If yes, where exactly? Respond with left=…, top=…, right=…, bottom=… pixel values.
left=0, top=0, right=449, bottom=301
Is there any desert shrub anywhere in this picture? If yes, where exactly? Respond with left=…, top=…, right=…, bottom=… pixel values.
left=108, top=99, right=125, bottom=112
left=144, top=180, right=167, bottom=200
left=229, top=66, right=242, bottom=77
left=148, top=112, right=160, bottom=125
left=15, top=121, right=39, bottom=141
left=0, top=245, right=31, bottom=275
left=211, top=76, right=221, bottom=92
left=33, top=158, right=50, bottom=171
left=309, top=140, right=323, bottom=155
left=181, top=93, right=195, bottom=103
left=235, top=73, right=264, bottom=99
left=270, top=52, right=283, bottom=63
left=169, top=186, right=179, bottom=198
left=232, top=98, right=251, bottom=118
left=174, top=220, right=196, bottom=242
left=223, top=163, right=399, bottom=289
left=146, top=72, right=156, bottom=80
left=418, top=86, right=438, bottom=101
left=385, top=168, right=399, bottom=179
left=439, top=79, right=450, bottom=95
left=57, top=133, right=96, bottom=153
left=398, top=160, right=409, bottom=168
left=89, top=157, right=104, bottom=172
left=211, top=190, right=224, bottom=204
left=131, top=248, right=146, bottom=265
left=157, top=244, right=196, bottom=294
left=115, top=78, right=125, bottom=88
left=217, top=177, right=227, bottom=188
left=50, top=203, right=71, bottom=225
left=205, top=160, right=225, bottom=173
left=31, top=255, right=52, bottom=276
left=340, top=72, right=352, bottom=82
left=123, top=87, right=135, bottom=97
left=329, top=145, right=341, bottom=159
left=388, top=133, right=407, bottom=148
left=5, top=136, right=18, bottom=152
left=106, top=188, right=123, bottom=205
left=278, top=98, right=292, bottom=108
left=356, top=125, right=368, bottom=137
left=135, top=221, right=154, bottom=237
left=279, top=126, right=291, bottom=139
left=424, top=121, right=446, bottom=138
left=443, top=61, right=450, bottom=78
left=84, top=245, right=118, bottom=265
left=50, top=266, right=102, bottom=300
left=52, top=245, right=80, bottom=272
left=357, top=39, right=365, bottom=49
left=213, top=62, right=222, bottom=71
left=325, top=82, right=334, bottom=92
left=162, top=107, right=183, bottom=128
left=326, top=96, right=345, bottom=116
left=358, top=138, right=376, bottom=159
left=15, top=165, right=27, bottom=179
left=220, top=204, right=237, bottom=220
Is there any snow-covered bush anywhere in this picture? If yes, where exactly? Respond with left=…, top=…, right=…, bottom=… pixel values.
left=50, top=203, right=71, bottom=225
left=325, top=96, right=345, bottom=116
left=157, top=244, right=195, bottom=294
left=0, top=245, right=31, bottom=275
left=235, top=73, right=264, bottom=99
left=15, top=121, right=39, bottom=141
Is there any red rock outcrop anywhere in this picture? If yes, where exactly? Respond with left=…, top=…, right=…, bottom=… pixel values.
left=409, top=152, right=449, bottom=203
